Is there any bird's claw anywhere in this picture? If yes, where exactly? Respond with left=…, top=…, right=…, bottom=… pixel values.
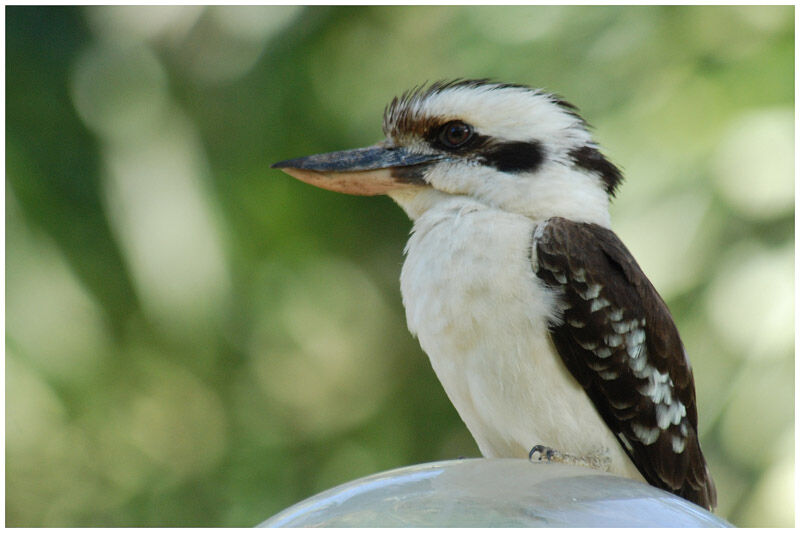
left=528, top=444, right=612, bottom=471
left=528, top=444, right=556, bottom=462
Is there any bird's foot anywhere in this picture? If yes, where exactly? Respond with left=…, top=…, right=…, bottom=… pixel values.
left=528, top=444, right=611, bottom=471
left=528, top=444, right=558, bottom=462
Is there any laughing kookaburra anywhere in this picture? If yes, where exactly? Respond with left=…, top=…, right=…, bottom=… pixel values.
left=272, top=79, right=717, bottom=511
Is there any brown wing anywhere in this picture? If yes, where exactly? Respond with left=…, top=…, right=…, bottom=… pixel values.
left=533, top=217, right=716, bottom=510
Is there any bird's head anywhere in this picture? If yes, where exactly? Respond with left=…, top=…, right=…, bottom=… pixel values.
left=273, top=80, right=621, bottom=225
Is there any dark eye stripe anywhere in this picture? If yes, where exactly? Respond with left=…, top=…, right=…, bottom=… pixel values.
left=480, top=140, right=545, bottom=173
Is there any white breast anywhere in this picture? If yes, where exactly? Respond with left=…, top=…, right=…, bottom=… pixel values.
left=400, top=196, right=642, bottom=480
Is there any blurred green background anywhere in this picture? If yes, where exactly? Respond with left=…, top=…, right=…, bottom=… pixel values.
left=5, top=5, right=794, bottom=527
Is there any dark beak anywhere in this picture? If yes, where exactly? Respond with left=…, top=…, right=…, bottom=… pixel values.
left=271, top=144, right=443, bottom=196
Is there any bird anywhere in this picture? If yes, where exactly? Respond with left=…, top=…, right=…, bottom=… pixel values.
left=272, top=79, right=717, bottom=511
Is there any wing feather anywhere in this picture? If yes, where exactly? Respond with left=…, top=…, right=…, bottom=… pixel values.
left=533, top=217, right=716, bottom=510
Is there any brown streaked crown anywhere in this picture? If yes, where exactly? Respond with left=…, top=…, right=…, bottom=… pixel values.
left=382, top=79, right=534, bottom=140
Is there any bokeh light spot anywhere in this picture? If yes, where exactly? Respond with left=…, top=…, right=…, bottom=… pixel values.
left=71, top=44, right=168, bottom=141
left=705, top=242, right=793, bottom=360
left=247, top=258, right=397, bottom=439
left=711, top=108, right=794, bottom=219
left=126, top=356, right=228, bottom=481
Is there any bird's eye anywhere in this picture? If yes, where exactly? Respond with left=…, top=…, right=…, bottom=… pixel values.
left=438, top=121, right=474, bottom=149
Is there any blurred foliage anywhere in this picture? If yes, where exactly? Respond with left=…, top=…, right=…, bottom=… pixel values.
left=5, top=5, right=794, bottom=527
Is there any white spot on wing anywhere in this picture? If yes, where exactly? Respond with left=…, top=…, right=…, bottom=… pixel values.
left=630, top=354, right=648, bottom=373
left=671, top=435, right=686, bottom=454
left=609, top=396, right=635, bottom=410
left=612, top=320, right=635, bottom=334
left=605, top=333, right=623, bottom=347
left=628, top=328, right=646, bottom=348
left=595, top=346, right=613, bottom=358
left=620, top=326, right=689, bottom=431
left=581, top=283, right=602, bottom=300
left=541, top=259, right=560, bottom=273
left=599, top=369, right=618, bottom=380
left=656, top=401, right=687, bottom=430
left=587, top=359, right=608, bottom=371
left=638, top=370, right=672, bottom=403
left=632, top=423, right=660, bottom=445
left=590, top=297, right=611, bottom=312
left=577, top=339, right=599, bottom=350
left=627, top=341, right=645, bottom=361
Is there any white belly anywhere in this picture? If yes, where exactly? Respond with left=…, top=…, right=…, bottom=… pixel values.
left=400, top=197, right=642, bottom=480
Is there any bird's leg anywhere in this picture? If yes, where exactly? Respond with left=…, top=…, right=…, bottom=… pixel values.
left=528, top=445, right=611, bottom=472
